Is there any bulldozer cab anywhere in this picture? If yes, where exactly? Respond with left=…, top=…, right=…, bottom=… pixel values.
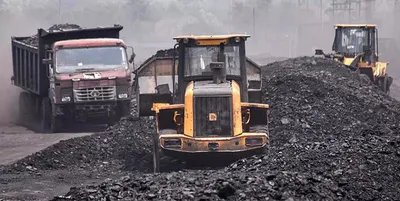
left=332, top=24, right=378, bottom=62
left=174, top=34, right=251, bottom=104
left=134, top=34, right=263, bottom=116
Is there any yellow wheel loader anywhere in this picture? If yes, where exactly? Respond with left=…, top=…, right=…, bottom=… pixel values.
left=134, top=35, right=270, bottom=173
left=315, top=24, right=393, bottom=94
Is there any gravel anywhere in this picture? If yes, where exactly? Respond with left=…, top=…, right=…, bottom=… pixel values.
left=20, top=23, right=82, bottom=47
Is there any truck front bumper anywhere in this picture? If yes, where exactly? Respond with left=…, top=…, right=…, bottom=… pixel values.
left=159, top=133, right=268, bottom=153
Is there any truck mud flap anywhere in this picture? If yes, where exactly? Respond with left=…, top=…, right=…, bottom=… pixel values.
left=138, top=94, right=172, bottom=116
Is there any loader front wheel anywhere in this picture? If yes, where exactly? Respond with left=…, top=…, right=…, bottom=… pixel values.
left=383, top=74, right=392, bottom=95
left=249, top=125, right=269, bottom=154
left=152, top=132, right=160, bottom=173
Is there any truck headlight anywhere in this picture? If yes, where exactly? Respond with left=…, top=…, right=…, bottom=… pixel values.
left=118, top=93, right=128, bottom=99
left=61, top=96, right=71, bottom=102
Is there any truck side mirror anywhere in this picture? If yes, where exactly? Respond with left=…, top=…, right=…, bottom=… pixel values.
left=42, top=58, right=52, bottom=65
left=315, top=49, right=324, bottom=55
left=127, top=46, right=135, bottom=64
left=129, top=53, right=136, bottom=64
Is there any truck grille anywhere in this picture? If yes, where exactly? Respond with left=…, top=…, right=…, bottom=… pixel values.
left=73, top=86, right=116, bottom=102
left=194, top=96, right=233, bottom=137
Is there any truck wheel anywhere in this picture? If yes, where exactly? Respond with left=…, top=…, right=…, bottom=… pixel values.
left=119, top=101, right=131, bottom=118
left=152, top=131, right=161, bottom=173
left=50, top=115, right=63, bottom=133
left=40, top=97, right=62, bottom=133
left=40, top=98, right=50, bottom=133
left=17, top=92, right=29, bottom=126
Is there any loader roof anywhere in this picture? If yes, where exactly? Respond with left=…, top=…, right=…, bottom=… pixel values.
left=335, top=24, right=377, bottom=28
left=173, top=34, right=250, bottom=41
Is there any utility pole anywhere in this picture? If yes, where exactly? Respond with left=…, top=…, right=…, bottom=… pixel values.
left=58, top=0, right=62, bottom=23
left=253, top=6, right=256, bottom=39
left=395, top=0, right=400, bottom=41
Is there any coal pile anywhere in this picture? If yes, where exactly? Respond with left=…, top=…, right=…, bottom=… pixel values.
left=20, top=23, right=82, bottom=47
left=260, top=56, right=400, bottom=147
left=52, top=170, right=345, bottom=201
left=226, top=56, right=400, bottom=200
left=53, top=56, right=400, bottom=200
left=5, top=115, right=154, bottom=173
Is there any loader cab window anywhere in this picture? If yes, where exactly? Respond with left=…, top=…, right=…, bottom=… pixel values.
left=335, top=28, right=369, bottom=54
left=184, top=45, right=241, bottom=77
left=55, top=46, right=128, bottom=73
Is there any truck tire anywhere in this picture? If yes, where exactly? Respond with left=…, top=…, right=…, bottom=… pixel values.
left=40, top=97, right=62, bottom=133
left=119, top=100, right=131, bottom=118
left=17, top=92, right=29, bottom=126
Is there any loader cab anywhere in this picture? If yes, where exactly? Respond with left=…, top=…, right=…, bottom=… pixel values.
left=332, top=24, right=378, bottom=62
left=173, top=34, right=250, bottom=104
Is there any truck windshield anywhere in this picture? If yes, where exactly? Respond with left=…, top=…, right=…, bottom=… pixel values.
left=184, top=45, right=241, bottom=77
left=336, top=28, right=369, bottom=54
left=55, top=46, right=128, bottom=73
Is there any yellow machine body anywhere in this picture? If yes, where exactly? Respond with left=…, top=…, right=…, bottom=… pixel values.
left=150, top=34, right=269, bottom=157
left=315, top=24, right=392, bottom=93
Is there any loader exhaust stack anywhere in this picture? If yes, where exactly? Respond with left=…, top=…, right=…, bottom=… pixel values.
left=210, top=61, right=226, bottom=84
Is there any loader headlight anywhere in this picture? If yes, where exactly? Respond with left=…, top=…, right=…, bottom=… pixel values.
left=163, top=138, right=182, bottom=148
left=61, top=96, right=71, bottom=102
left=245, top=137, right=263, bottom=147
left=235, top=37, right=241, bottom=43
left=183, top=38, right=189, bottom=44
left=118, top=93, right=128, bottom=99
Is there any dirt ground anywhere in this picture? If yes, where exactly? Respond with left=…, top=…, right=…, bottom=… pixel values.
left=0, top=124, right=102, bottom=201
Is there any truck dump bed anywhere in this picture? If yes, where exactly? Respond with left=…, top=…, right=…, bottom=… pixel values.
left=134, top=49, right=262, bottom=116
left=11, top=24, right=123, bottom=96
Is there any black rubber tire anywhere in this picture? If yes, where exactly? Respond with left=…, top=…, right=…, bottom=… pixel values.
left=249, top=125, right=270, bottom=154
left=17, top=92, right=29, bottom=125
left=50, top=114, right=63, bottom=133
left=119, top=101, right=131, bottom=117
left=249, top=125, right=269, bottom=133
left=41, top=97, right=62, bottom=133
left=152, top=132, right=160, bottom=173
left=40, top=98, right=50, bottom=133
left=383, top=74, right=392, bottom=95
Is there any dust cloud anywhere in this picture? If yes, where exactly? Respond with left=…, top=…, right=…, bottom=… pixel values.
left=0, top=0, right=399, bottom=123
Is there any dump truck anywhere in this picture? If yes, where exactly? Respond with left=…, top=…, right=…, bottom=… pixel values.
left=11, top=24, right=135, bottom=133
left=134, top=35, right=270, bottom=172
left=315, top=24, right=393, bottom=94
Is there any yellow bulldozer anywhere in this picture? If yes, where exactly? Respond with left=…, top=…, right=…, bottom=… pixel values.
left=134, top=34, right=270, bottom=172
left=315, top=24, right=393, bottom=94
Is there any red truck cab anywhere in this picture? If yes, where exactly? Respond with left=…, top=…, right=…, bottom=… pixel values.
left=44, top=38, right=134, bottom=131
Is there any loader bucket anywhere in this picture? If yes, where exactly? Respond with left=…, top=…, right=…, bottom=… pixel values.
left=138, top=93, right=172, bottom=116
left=135, top=56, right=177, bottom=116
left=246, top=58, right=262, bottom=103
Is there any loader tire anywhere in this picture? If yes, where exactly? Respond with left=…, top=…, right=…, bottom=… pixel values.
left=383, top=74, right=392, bottom=95
left=152, top=130, right=161, bottom=173
left=249, top=125, right=269, bottom=133
left=359, top=74, right=371, bottom=85
left=249, top=125, right=270, bottom=155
